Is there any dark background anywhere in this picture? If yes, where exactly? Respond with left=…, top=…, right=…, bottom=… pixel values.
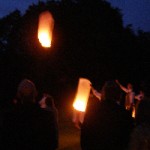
left=0, top=0, right=150, bottom=106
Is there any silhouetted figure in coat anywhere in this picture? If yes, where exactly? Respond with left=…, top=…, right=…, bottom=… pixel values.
left=81, top=80, right=134, bottom=150
left=2, top=79, right=58, bottom=150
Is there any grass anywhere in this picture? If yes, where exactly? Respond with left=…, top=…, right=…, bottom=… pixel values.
left=57, top=102, right=82, bottom=150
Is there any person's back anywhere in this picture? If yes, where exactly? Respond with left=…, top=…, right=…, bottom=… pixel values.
left=39, top=93, right=59, bottom=147
left=81, top=80, right=134, bottom=150
left=2, top=79, right=58, bottom=150
left=81, top=99, right=133, bottom=150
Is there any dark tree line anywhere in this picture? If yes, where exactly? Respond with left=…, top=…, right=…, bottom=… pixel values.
left=0, top=0, right=150, bottom=104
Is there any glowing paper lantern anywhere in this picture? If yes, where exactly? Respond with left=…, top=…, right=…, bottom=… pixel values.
left=38, top=11, right=54, bottom=47
left=73, top=78, right=91, bottom=112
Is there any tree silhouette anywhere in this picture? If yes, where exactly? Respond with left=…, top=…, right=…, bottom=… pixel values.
left=0, top=0, right=150, bottom=104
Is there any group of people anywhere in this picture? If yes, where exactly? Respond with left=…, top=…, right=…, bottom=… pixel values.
left=80, top=79, right=150, bottom=150
left=0, top=78, right=150, bottom=150
left=91, top=79, right=145, bottom=118
left=1, top=79, right=58, bottom=150
left=115, top=80, right=144, bottom=117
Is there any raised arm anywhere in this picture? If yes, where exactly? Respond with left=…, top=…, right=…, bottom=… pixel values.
left=91, top=86, right=101, bottom=100
left=115, top=80, right=129, bottom=93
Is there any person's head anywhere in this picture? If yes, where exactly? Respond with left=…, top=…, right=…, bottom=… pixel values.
left=127, top=83, right=133, bottom=90
left=45, top=95, right=55, bottom=108
left=101, top=80, right=121, bottom=102
left=17, top=79, right=37, bottom=104
left=39, top=94, right=55, bottom=108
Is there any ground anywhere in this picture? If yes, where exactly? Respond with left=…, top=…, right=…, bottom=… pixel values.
left=58, top=101, right=82, bottom=150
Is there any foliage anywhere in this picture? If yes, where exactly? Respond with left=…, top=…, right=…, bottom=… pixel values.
left=0, top=0, right=150, bottom=104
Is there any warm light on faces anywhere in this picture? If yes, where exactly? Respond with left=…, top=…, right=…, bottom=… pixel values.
left=127, top=83, right=133, bottom=90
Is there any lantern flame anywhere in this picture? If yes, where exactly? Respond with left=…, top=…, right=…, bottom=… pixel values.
left=73, top=100, right=86, bottom=112
left=73, top=78, right=91, bottom=112
left=38, top=11, right=54, bottom=47
left=132, top=105, right=136, bottom=118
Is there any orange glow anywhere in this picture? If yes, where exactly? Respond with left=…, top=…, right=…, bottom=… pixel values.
left=132, top=106, right=136, bottom=118
left=72, top=110, right=85, bottom=128
left=73, top=78, right=91, bottom=112
left=38, top=11, right=54, bottom=47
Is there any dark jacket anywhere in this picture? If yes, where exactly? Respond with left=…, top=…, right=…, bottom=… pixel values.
left=81, top=98, right=134, bottom=150
left=2, top=103, right=58, bottom=150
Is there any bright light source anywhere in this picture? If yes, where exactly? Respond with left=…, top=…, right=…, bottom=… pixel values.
left=73, top=78, right=91, bottom=112
left=38, top=11, right=54, bottom=48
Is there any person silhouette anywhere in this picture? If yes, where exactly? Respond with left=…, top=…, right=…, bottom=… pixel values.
left=116, top=80, right=135, bottom=113
left=81, top=80, right=134, bottom=150
left=128, top=82, right=150, bottom=150
left=2, top=79, right=58, bottom=150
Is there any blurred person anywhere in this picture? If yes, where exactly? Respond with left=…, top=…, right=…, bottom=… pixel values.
left=134, top=90, right=145, bottom=118
left=128, top=83, right=150, bottom=150
left=2, top=79, right=58, bottom=150
left=135, top=90, right=144, bottom=101
left=116, top=80, right=135, bottom=113
left=39, top=93, right=59, bottom=142
left=80, top=80, right=134, bottom=150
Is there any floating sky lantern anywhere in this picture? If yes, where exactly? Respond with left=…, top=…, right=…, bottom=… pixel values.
left=73, top=78, right=91, bottom=112
left=38, top=11, right=54, bottom=48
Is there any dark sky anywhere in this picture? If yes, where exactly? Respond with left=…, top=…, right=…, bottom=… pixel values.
left=106, top=0, right=150, bottom=32
left=0, top=0, right=150, bottom=32
left=0, top=0, right=46, bottom=17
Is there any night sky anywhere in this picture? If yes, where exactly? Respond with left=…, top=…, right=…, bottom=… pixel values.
left=0, top=0, right=47, bottom=17
left=0, top=0, right=150, bottom=32
left=106, top=0, right=150, bottom=32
